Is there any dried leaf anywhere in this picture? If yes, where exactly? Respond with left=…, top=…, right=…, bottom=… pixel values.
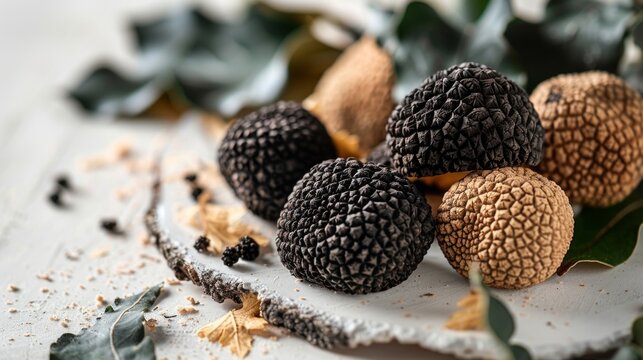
left=328, top=129, right=365, bottom=159
left=197, top=293, right=269, bottom=358
left=446, top=269, right=532, bottom=360
left=177, top=196, right=268, bottom=254
left=445, top=290, right=484, bottom=331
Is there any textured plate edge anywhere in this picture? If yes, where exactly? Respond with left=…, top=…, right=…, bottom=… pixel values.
left=145, top=173, right=631, bottom=360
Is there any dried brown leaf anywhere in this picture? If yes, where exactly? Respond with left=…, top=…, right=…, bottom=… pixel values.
left=445, top=290, right=484, bottom=331
left=329, top=129, right=365, bottom=159
left=177, top=195, right=268, bottom=254
left=197, top=293, right=269, bottom=358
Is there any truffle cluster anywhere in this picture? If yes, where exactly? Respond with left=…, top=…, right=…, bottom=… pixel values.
left=218, top=101, right=337, bottom=220
left=276, top=158, right=435, bottom=294
left=531, top=71, right=643, bottom=207
left=436, top=167, right=574, bottom=289
left=387, top=62, right=544, bottom=177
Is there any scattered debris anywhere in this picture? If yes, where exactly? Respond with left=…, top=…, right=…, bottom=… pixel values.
left=65, top=250, right=82, bottom=261
left=80, top=140, right=133, bottom=171
left=166, top=277, right=181, bottom=286
left=138, top=233, right=151, bottom=246
left=186, top=296, right=200, bottom=306
left=90, top=247, right=110, bottom=258
left=37, top=273, right=53, bottom=282
left=143, top=318, right=158, bottom=332
left=95, top=294, right=107, bottom=308
left=176, top=306, right=198, bottom=315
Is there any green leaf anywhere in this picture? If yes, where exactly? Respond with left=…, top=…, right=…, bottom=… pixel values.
left=633, top=316, right=643, bottom=347
left=172, top=6, right=299, bottom=116
left=454, top=0, right=491, bottom=25
left=611, top=346, right=643, bottom=360
left=621, top=61, right=643, bottom=94
left=469, top=270, right=533, bottom=360
left=69, top=67, right=162, bottom=117
left=389, top=1, right=462, bottom=99
left=610, top=315, right=643, bottom=360
left=70, top=5, right=303, bottom=118
left=385, top=0, right=523, bottom=100
left=505, top=0, right=633, bottom=90
left=633, top=15, right=643, bottom=49
left=50, top=283, right=163, bottom=360
left=461, top=0, right=525, bottom=86
left=557, top=185, right=643, bottom=275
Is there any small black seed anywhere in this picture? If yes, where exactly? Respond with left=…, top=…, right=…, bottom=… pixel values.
left=194, top=236, right=210, bottom=253
left=222, top=247, right=240, bottom=267
left=191, top=186, right=204, bottom=202
left=100, top=218, right=122, bottom=235
left=238, top=235, right=260, bottom=261
left=184, top=173, right=198, bottom=183
left=48, top=191, right=64, bottom=207
left=55, top=175, right=72, bottom=190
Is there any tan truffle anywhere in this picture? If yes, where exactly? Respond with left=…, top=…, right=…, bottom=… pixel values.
left=436, top=167, right=573, bottom=289
left=531, top=71, right=643, bottom=207
left=305, top=37, right=395, bottom=151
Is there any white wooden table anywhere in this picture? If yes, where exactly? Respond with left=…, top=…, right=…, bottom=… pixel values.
left=0, top=1, right=459, bottom=358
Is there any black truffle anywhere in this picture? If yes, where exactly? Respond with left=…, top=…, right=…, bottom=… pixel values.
left=218, top=101, right=337, bottom=221
left=387, top=62, right=544, bottom=177
left=276, top=158, right=435, bottom=294
left=365, top=141, right=392, bottom=168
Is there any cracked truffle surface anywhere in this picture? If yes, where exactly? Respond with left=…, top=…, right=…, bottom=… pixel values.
left=436, top=167, right=573, bottom=289
left=218, top=101, right=336, bottom=221
left=276, top=158, right=434, bottom=294
left=531, top=71, right=643, bottom=207
left=387, top=62, right=544, bottom=177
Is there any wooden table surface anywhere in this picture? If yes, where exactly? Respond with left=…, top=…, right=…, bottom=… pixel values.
left=0, top=1, right=460, bottom=358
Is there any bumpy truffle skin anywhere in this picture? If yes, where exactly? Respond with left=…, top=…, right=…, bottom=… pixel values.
left=308, top=37, right=395, bottom=151
left=365, top=141, right=392, bottom=168
left=276, top=158, right=434, bottom=294
left=218, top=101, right=337, bottom=221
left=387, top=62, right=544, bottom=177
left=437, top=167, right=573, bottom=289
left=531, top=72, right=643, bottom=207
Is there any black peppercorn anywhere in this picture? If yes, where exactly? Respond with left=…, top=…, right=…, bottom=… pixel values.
left=222, top=247, right=240, bottom=267
left=48, top=191, right=64, bottom=207
left=194, top=235, right=210, bottom=253
left=184, top=173, right=198, bottom=183
left=55, top=175, right=72, bottom=191
left=191, top=187, right=204, bottom=202
left=238, top=236, right=260, bottom=261
left=100, top=218, right=123, bottom=235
